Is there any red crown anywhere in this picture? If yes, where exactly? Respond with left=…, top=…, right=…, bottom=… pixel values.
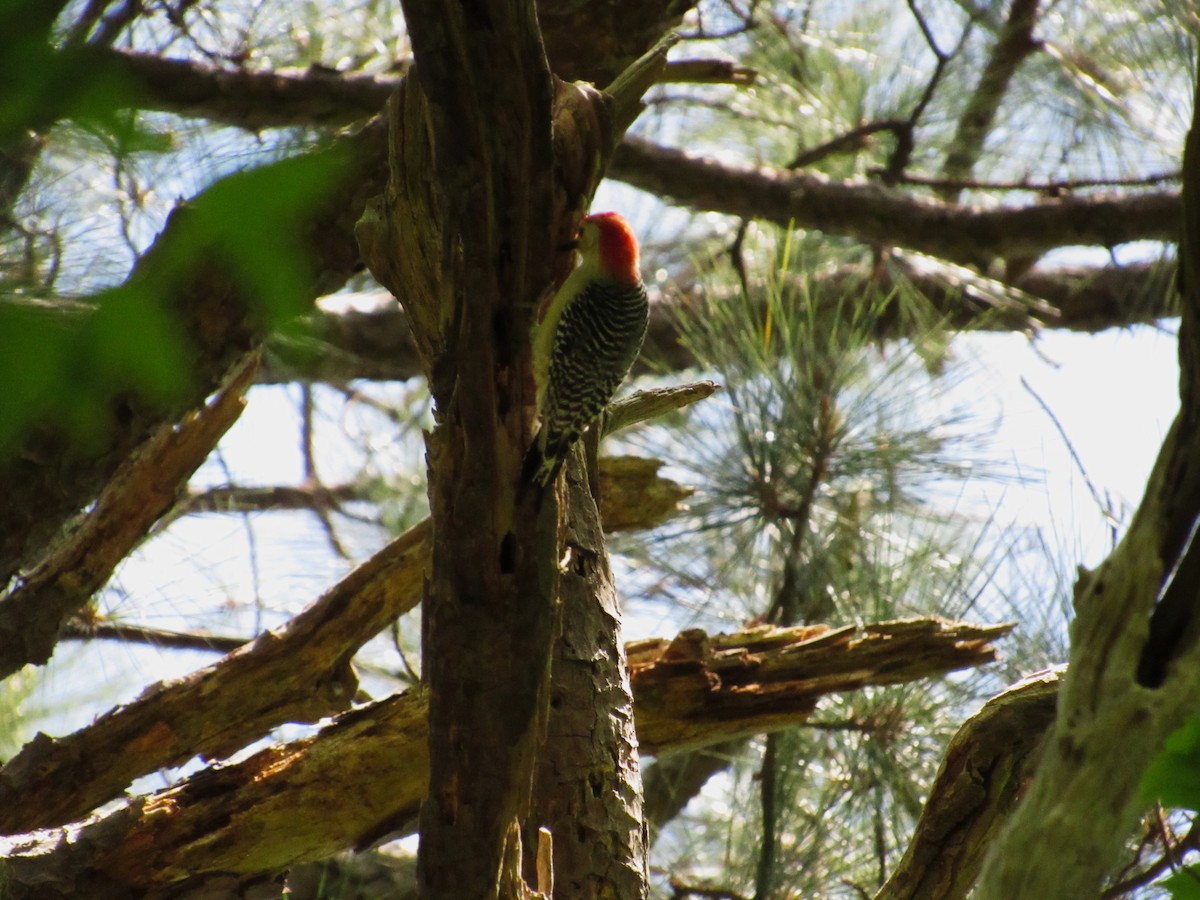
left=586, top=212, right=640, bottom=285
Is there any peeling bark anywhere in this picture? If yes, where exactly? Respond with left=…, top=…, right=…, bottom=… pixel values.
left=0, top=619, right=1009, bottom=897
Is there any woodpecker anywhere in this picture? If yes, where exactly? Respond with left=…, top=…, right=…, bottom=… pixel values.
left=523, top=212, right=649, bottom=488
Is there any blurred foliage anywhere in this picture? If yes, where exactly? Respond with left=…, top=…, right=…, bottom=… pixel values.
left=1, top=130, right=351, bottom=452
left=1144, top=717, right=1200, bottom=811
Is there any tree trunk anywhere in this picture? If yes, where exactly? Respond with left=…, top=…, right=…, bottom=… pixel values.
left=527, top=455, right=648, bottom=898
left=974, top=55, right=1200, bottom=899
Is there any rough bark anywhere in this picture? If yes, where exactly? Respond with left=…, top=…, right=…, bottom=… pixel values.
left=527, top=461, right=648, bottom=898
left=0, top=619, right=1009, bottom=898
left=876, top=670, right=1059, bottom=900
left=362, top=2, right=570, bottom=894
left=354, top=1, right=685, bottom=892
left=972, top=63, right=1200, bottom=899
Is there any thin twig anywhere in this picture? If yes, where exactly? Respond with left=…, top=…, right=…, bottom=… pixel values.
left=662, top=58, right=757, bottom=85
left=1019, top=375, right=1122, bottom=538
left=1101, top=816, right=1200, bottom=898
left=790, top=120, right=909, bottom=170
left=899, top=170, right=1180, bottom=193
left=62, top=618, right=246, bottom=653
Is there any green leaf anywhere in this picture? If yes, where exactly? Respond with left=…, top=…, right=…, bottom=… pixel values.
left=0, top=6, right=137, bottom=143
left=1161, top=867, right=1200, bottom=899
left=187, top=147, right=353, bottom=326
left=1141, top=716, right=1200, bottom=809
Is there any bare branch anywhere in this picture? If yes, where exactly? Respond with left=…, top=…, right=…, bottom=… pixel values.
left=662, top=58, right=757, bottom=85
left=0, top=517, right=430, bottom=834
left=940, top=0, right=1043, bottom=199
left=900, top=171, right=1179, bottom=194
left=180, top=482, right=365, bottom=514
left=90, top=47, right=398, bottom=128
left=630, top=619, right=1014, bottom=755
left=0, top=354, right=257, bottom=679
left=0, top=619, right=1011, bottom=897
left=789, top=119, right=909, bottom=170
left=604, top=381, right=719, bottom=434
left=60, top=619, right=246, bottom=653
left=610, top=137, right=1179, bottom=266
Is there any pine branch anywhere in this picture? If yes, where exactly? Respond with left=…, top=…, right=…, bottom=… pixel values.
left=939, top=0, right=1043, bottom=199
left=609, top=137, right=1179, bottom=266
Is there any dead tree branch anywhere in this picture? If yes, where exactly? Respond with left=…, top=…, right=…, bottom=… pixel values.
left=0, top=354, right=258, bottom=678
left=876, top=669, right=1059, bottom=900
left=0, top=619, right=1011, bottom=897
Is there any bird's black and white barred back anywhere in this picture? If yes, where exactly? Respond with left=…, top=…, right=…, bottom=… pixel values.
left=524, top=212, right=650, bottom=488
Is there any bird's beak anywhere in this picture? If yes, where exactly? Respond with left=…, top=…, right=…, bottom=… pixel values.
left=557, top=237, right=579, bottom=252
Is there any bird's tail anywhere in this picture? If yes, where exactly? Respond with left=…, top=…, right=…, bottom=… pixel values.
left=520, top=433, right=569, bottom=490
